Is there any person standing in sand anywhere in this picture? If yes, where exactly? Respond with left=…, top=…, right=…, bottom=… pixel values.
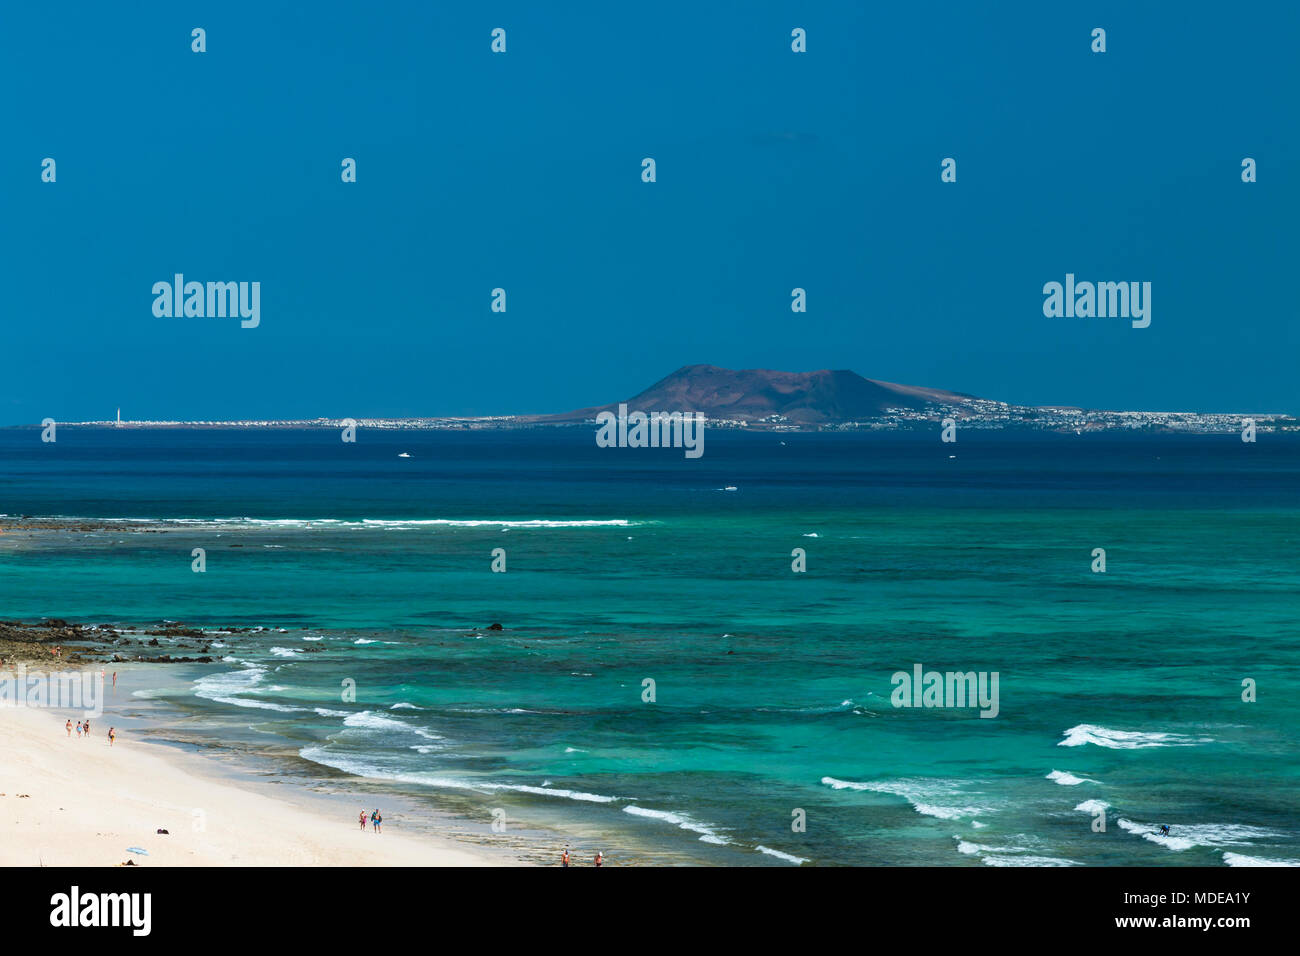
left=75, top=721, right=82, bottom=738
left=561, top=847, right=570, bottom=868
left=108, top=727, right=116, bottom=746
left=594, top=851, right=603, bottom=867
left=83, top=719, right=90, bottom=739
left=371, top=809, right=382, bottom=834
left=65, top=719, right=72, bottom=737
left=359, top=809, right=368, bottom=831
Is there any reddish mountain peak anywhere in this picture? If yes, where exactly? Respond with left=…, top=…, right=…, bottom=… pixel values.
left=541, top=365, right=978, bottom=424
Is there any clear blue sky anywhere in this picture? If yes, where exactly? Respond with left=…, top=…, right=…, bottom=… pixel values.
left=2, top=1, right=1296, bottom=422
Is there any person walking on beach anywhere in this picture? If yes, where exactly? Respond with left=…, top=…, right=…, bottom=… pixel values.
left=594, top=851, right=603, bottom=868
left=371, top=809, right=382, bottom=834
left=75, top=721, right=83, bottom=739
left=112, top=671, right=117, bottom=689
left=82, top=719, right=90, bottom=739
left=108, top=727, right=116, bottom=747
left=359, top=809, right=368, bottom=831
left=65, top=719, right=72, bottom=737
left=561, top=847, right=570, bottom=868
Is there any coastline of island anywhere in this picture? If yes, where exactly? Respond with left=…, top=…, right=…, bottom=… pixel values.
left=4, top=365, right=1295, bottom=434
left=1, top=621, right=529, bottom=868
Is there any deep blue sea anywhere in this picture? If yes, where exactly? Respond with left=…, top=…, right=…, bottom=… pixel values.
left=2, top=427, right=1298, bottom=865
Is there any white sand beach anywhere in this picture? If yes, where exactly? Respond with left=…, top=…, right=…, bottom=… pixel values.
left=0, top=700, right=510, bottom=867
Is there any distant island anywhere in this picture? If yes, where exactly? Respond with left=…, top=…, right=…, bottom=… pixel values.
left=21, top=365, right=1299, bottom=433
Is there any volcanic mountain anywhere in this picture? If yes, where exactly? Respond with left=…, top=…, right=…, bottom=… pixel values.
left=537, top=365, right=981, bottom=425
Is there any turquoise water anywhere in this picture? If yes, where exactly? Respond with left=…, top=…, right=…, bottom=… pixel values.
left=2, top=427, right=1298, bottom=865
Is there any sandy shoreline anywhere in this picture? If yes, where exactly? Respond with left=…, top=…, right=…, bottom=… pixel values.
left=0, top=693, right=516, bottom=867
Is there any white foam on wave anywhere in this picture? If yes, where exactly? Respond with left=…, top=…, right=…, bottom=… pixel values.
left=1074, top=799, right=1110, bottom=815
left=118, top=516, right=644, bottom=531
left=982, top=854, right=1078, bottom=867
left=390, top=702, right=424, bottom=710
left=345, top=711, right=413, bottom=730
left=1059, top=724, right=1213, bottom=749
left=213, top=697, right=303, bottom=713
left=821, top=776, right=996, bottom=821
left=299, top=747, right=481, bottom=791
left=1047, top=770, right=1098, bottom=786
left=297, top=747, right=616, bottom=804
left=623, top=804, right=731, bottom=844
left=955, top=838, right=1034, bottom=856
left=193, top=665, right=306, bottom=712
left=505, top=784, right=617, bottom=804
left=755, top=845, right=808, bottom=865
left=1116, top=820, right=1195, bottom=851
left=1117, top=819, right=1280, bottom=852
left=364, top=518, right=639, bottom=529
left=76, top=517, right=651, bottom=544
left=313, top=707, right=351, bottom=718
left=1222, top=851, right=1300, bottom=867
left=269, top=647, right=301, bottom=658
left=192, top=665, right=256, bottom=697
left=343, top=710, right=442, bottom=740
left=954, top=834, right=1073, bottom=866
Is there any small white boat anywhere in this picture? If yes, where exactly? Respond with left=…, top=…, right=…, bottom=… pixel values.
left=397, top=452, right=411, bottom=458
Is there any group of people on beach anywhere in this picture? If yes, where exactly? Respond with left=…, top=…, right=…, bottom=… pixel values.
left=65, top=718, right=115, bottom=745
left=561, top=846, right=603, bottom=867
left=350, top=812, right=605, bottom=865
